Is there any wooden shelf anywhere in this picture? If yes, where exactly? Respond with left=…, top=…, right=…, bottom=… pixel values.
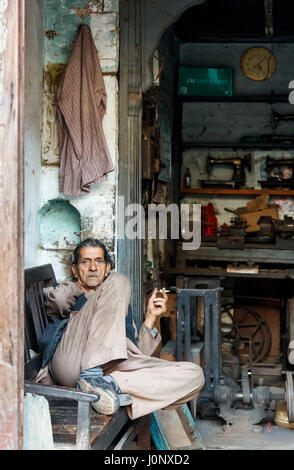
left=168, top=267, right=294, bottom=280
left=182, top=142, right=294, bottom=150
left=180, top=188, right=294, bottom=196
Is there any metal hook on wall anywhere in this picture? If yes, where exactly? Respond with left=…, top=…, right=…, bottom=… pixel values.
left=74, top=5, right=91, bottom=31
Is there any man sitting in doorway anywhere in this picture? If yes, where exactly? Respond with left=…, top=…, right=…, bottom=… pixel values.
left=39, top=238, right=205, bottom=420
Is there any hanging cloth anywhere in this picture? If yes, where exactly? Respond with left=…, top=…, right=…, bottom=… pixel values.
left=56, top=24, right=114, bottom=196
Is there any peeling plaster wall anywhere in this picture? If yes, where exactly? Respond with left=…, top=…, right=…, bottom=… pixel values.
left=36, top=0, right=119, bottom=281
left=0, top=0, right=24, bottom=450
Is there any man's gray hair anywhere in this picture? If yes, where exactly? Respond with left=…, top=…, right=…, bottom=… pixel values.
left=72, top=238, right=113, bottom=268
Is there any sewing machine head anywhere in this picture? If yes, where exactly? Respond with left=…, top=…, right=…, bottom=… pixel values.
left=265, top=155, right=294, bottom=185
left=258, top=155, right=294, bottom=188
left=207, top=154, right=252, bottom=187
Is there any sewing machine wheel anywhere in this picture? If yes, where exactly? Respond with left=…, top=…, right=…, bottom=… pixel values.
left=286, top=372, right=294, bottom=422
left=221, top=305, right=272, bottom=364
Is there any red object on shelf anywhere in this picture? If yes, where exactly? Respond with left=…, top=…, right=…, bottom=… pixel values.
left=201, top=203, right=218, bottom=237
left=266, top=423, right=272, bottom=432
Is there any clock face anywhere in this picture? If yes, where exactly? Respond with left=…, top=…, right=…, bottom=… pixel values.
left=241, top=47, right=277, bottom=81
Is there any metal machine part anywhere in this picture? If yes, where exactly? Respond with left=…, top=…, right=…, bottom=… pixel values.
left=257, top=215, right=275, bottom=240
left=214, top=367, right=286, bottom=432
left=287, top=298, right=294, bottom=365
left=276, top=215, right=294, bottom=235
left=286, top=372, right=294, bottom=422
left=221, top=305, right=272, bottom=365
left=217, top=217, right=248, bottom=250
left=174, top=285, right=223, bottom=389
left=275, top=215, right=294, bottom=249
left=173, top=284, right=294, bottom=432
left=259, top=155, right=294, bottom=188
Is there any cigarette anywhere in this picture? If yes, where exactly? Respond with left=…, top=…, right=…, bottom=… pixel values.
left=159, top=289, right=170, bottom=293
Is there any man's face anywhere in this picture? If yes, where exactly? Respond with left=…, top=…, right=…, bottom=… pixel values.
left=72, top=246, right=111, bottom=293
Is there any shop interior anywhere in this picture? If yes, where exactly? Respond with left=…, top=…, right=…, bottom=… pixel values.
left=141, top=0, right=294, bottom=449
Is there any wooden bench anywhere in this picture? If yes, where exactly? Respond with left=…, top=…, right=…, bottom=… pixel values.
left=24, top=264, right=150, bottom=450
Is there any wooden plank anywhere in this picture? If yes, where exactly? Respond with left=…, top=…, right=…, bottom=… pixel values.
left=50, top=411, right=78, bottom=425
left=169, top=267, right=294, bottom=280
left=0, top=0, right=24, bottom=450
left=49, top=402, right=105, bottom=447
left=91, top=408, right=129, bottom=450
left=111, top=416, right=151, bottom=450
left=137, top=415, right=151, bottom=450
left=113, top=418, right=144, bottom=450
left=47, top=397, right=129, bottom=449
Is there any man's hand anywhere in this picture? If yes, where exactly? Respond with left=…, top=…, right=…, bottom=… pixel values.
left=144, top=288, right=168, bottom=330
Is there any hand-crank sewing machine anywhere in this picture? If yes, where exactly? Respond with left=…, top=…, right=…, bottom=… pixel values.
left=200, top=154, right=252, bottom=189
left=259, top=155, right=294, bottom=189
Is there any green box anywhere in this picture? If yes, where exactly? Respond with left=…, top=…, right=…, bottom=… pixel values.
left=178, top=67, right=233, bottom=97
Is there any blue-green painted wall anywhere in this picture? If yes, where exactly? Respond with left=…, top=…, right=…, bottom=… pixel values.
left=44, top=0, right=91, bottom=64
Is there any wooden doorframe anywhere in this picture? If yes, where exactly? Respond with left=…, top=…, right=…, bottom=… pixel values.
left=117, top=1, right=204, bottom=327
left=118, top=0, right=143, bottom=328
left=0, top=0, right=25, bottom=450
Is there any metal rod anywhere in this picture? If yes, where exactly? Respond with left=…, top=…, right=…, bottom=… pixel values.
left=184, top=297, right=191, bottom=362
left=176, top=297, right=183, bottom=361
left=212, top=291, right=221, bottom=386
left=24, top=381, right=99, bottom=403
left=204, top=299, right=212, bottom=393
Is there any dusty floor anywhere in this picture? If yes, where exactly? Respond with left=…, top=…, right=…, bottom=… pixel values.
left=195, top=419, right=294, bottom=450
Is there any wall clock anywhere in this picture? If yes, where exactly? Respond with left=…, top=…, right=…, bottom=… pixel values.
left=241, top=47, right=277, bottom=81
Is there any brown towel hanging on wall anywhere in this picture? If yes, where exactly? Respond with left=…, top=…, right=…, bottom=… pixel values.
left=56, top=24, right=114, bottom=196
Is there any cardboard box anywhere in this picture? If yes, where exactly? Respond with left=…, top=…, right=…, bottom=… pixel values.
left=242, top=208, right=279, bottom=232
